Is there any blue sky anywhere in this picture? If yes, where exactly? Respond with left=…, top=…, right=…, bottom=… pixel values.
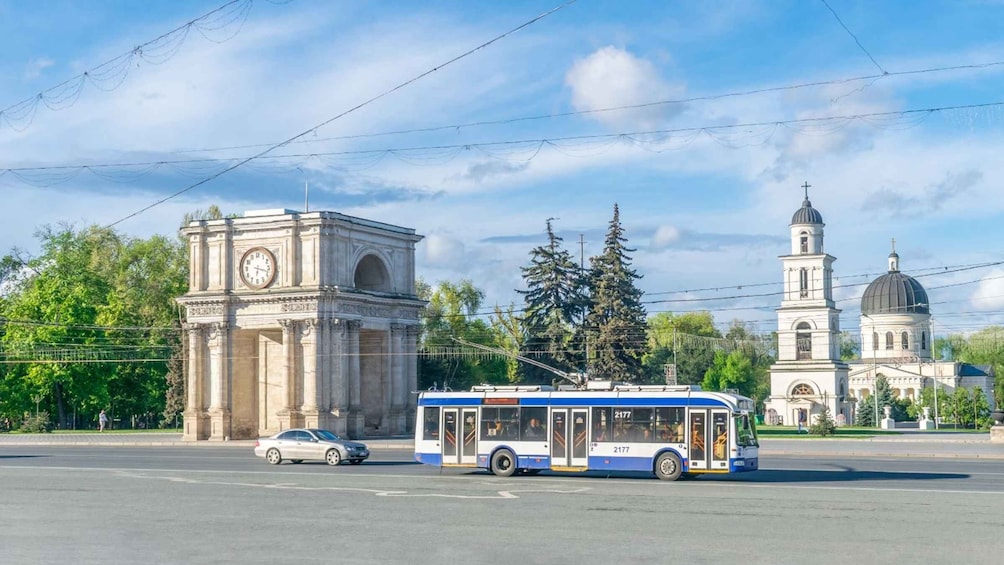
left=2, top=0, right=1004, bottom=337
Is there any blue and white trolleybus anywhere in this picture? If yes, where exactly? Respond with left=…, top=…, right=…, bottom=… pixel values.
left=414, top=382, right=759, bottom=481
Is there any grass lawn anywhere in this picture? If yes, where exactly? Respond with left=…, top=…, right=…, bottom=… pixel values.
left=755, top=425, right=901, bottom=439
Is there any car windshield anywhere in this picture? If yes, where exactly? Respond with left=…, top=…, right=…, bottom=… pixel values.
left=313, top=430, right=342, bottom=441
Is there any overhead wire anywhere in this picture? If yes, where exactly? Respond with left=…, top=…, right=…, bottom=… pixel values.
left=103, top=0, right=579, bottom=227
left=168, top=58, right=1004, bottom=155
left=820, top=0, right=887, bottom=74
left=0, top=0, right=266, bottom=132
left=6, top=100, right=1004, bottom=188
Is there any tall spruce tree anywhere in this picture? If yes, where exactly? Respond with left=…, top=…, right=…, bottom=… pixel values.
left=518, top=219, right=586, bottom=378
left=585, top=204, right=648, bottom=382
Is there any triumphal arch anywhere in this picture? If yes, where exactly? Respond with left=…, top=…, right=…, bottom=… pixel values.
left=177, top=209, right=424, bottom=441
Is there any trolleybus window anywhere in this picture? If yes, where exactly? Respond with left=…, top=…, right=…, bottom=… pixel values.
left=591, top=407, right=611, bottom=442
left=654, top=407, right=685, bottom=442
left=612, top=407, right=654, bottom=442
left=736, top=414, right=758, bottom=447
left=423, top=407, right=440, bottom=441
left=520, top=407, right=547, bottom=439
left=481, top=407, right=519, bottom=440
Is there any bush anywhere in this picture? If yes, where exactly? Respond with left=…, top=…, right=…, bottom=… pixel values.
left=20, top=412, right=52, bottom=433
left=810, top=405, right=836, bottom=437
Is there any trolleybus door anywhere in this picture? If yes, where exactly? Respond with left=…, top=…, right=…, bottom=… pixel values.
left=550, top=408, right=588, bottom=468
left=460, top=409, right=478, bottom=465
left=688, top=409, right=732, bottom=471
left=442, top=409, right=459, bottom=464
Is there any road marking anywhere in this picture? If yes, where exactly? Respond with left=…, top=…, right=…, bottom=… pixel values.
left=114, top=470, right=592, bottom=499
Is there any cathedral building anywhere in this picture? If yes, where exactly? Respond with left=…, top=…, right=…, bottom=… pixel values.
left=765, top=189, right=995, bottom=426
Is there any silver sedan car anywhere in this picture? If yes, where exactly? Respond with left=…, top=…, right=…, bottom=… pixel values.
left=254, top=428, right=369, bottom=466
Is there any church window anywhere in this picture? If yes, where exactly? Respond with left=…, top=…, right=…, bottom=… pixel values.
left=799, top=268, right=809, bottom=298
left=921, top=331, right=927, bottom=350
left=885, top=331, right=894, bottom=350
left=872, top=332, right=879, bottom=351
left=901, top=331, right=909, bottom=349
left=800, top=233, right=808, bottom=254
left=796, top=322, right=812, bottom=360
left=792, top=383, right=814, bottom=396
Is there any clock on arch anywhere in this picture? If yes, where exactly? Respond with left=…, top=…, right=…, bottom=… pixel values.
left=239, top=247, right=276, bottom=290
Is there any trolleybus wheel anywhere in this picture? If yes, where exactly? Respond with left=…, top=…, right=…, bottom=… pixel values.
left=491, top=449, right=517, bottom=477
left=654, top=452, right=683, bottom=481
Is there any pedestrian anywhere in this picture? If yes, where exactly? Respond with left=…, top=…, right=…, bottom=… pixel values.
left=99, top=410, right=109, bottom=432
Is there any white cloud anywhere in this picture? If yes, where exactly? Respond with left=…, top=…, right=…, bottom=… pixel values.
left=23, top=56, right=54, bottom=80
left=970, top=269, right=1004, bottom=310
left=565, top=46, right=685, bottom=129
left=650, top=225, right=680, bottom=249
left=421, top=234, right=467, bottom=267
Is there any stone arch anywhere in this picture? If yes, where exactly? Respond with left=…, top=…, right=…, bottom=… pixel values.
left=791, top=382, right=815, bottom=396
left=790, top=318, right=817, bottom=330
left=796, top=321, right=812, bottom=360
left=354, top=253, right=391, bottom=292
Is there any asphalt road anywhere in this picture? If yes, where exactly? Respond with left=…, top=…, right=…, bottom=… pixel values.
left=1, top=446, right=1003, bottom=564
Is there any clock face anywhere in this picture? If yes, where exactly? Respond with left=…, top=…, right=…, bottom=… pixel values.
left=240, top=247, right=276, bottom=289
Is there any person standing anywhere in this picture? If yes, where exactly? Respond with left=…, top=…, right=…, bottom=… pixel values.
left=99, top=410, right=109, bottom=432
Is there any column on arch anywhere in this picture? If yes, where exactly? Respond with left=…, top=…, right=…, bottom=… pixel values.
left=300, top=319, right=320, bottom=428
left=388, top=323, right=405, bottom=434
left=207, top=321, right=232, bottom=440
left=405, top=325, right=420, bottom=432
left=346, top=320, right=364, bottom=437
left=325, top=318, right=350, bottom=435
left=183, top=322, right=208, bottom=440
left=278, top=318, right=300, bottom=431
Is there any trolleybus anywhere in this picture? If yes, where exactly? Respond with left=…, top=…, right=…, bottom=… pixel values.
left=414, top=382, right=759, bottom=481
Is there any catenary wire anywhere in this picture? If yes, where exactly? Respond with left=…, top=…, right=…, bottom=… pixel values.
left=103, top=0, right=578, bottom=227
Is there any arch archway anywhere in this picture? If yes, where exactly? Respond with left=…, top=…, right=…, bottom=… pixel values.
left=354, top=254, right=391, bottom=292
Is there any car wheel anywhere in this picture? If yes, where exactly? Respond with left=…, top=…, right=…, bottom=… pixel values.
left=291, top=460, right=303, bottom=464
left=654, top=452, right=683, bottom=481
left=265, top=448, right=282, bottom=465
left=349, top=460, right=363, bottom=465
left=490, top=449, right=517, bottom=477
left=326, top=449, right=342, bottom=466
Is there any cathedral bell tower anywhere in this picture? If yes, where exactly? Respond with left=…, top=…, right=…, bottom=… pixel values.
left=766, top=183, right=852, bottom=426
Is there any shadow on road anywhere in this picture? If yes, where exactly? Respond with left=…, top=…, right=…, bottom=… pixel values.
left=0, top=455, right=48, bottom=460
left=701, top=466, right=969, bottom=483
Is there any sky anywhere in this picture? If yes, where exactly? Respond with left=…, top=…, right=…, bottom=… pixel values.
left=2, top=0, right=1004, bottom=339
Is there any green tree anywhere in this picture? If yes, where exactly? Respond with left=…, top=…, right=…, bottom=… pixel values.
left=518, top=219, right=587, bottom=378
left=642, top=311, right=723, bottom=385
left=809, top=404, right=836, bottom=436
left=584, top=204, right=648, bottom=382
left=701, top=350, right=756, bottom=398
left=0, top=224, right=188, bottom=429
left=417, top=279, right=508, bottom=391
left=856, top=374, right=907, bottom=427
left=839, top=331, right=859, bottom=361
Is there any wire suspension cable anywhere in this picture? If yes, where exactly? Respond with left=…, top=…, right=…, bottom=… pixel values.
left=104, top=0, right=577, bottom=227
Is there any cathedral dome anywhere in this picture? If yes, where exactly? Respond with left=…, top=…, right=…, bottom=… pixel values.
left=791, top=197, right=823, bottom=225
left=861, top=252, right=929, bottom=315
